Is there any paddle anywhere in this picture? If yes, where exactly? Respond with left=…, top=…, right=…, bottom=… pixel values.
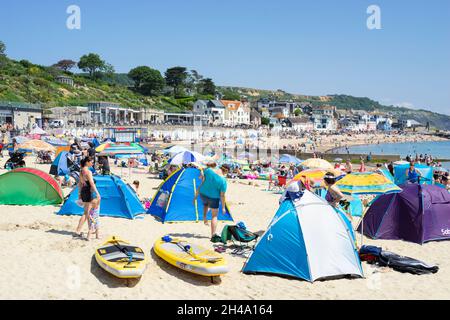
left=110, top=237, right=136, bottom=264
left=172, top=240, right=222, bottom=264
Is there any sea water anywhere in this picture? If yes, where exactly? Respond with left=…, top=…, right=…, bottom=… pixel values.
left=331, top=140, right=450, bottom=169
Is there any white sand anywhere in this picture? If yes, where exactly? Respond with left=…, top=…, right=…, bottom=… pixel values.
left=0, top=157, right=449, bottom=300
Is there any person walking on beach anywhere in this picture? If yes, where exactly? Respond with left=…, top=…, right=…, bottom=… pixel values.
left=74, top=156, right=101, bottom=239
left=194, top=162, right=229, bottom=242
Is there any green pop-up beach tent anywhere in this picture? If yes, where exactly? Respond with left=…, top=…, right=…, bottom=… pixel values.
left=0, top=168, right=64, bottom=206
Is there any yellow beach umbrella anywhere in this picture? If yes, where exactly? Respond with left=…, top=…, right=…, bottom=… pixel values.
left=301, top=158, right=333, bottom=170
left=336, top=172, right=402, bottom=195
left=293, top=168, right=345, bottom=185
left=18, top=139, right=55, bottom=153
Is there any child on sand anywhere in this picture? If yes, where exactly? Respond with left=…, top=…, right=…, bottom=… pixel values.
left=87, top=198, right=101, bottom=241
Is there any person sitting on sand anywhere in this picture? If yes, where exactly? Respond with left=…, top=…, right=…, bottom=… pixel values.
left=359, top=159, right=366, bottom=172
left=97, top=156, right=110, bottom=175
left=345, top=159, right=353, bottom=174
left=194, top=162, right=229, bottom=243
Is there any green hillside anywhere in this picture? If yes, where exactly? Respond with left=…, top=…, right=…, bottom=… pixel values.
left=0, top=58, right=193, bottom=112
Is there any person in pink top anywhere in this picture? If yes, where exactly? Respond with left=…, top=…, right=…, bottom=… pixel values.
left=359, top=158, right=366, bottom=172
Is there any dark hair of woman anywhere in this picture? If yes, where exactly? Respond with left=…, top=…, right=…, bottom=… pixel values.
left=80, top=156, right=93, bottom=168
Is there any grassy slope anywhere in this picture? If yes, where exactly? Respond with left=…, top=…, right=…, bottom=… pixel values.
left=0, top=58, right=186, bottom=112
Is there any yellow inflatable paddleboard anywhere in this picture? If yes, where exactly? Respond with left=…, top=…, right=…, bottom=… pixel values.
left=95, top=236, right=147, bottom=279
left=153, top=236, right=229, bottom=277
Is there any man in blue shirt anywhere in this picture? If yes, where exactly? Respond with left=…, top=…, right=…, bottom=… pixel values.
left=195, top=162, right=230, bottom=242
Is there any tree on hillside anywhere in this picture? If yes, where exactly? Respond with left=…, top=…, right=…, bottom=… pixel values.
left=53, top=59, right=77, bottom=72
left=165, top=66, right=188, bottom=97
left=141, top=69, right=165, bottom=96
left=129, top=66, right=165, bottom=96
left=0, top=41, right=5, bottom=56
left=0, top=41, right=6, bottom=68
left=200, top=78, right=216, bottom=95
left=294, top=108, right=302, bottom=117
left=78, top=53, right=108, bottom=79
left=128, top=66, right=152, bottom=90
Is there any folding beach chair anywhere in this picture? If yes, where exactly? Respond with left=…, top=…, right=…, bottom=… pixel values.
left=220, top=224, right=259, bottom=255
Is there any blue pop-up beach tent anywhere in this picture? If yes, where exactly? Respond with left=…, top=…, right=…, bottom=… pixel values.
left=243, top=190, right=363, bottom=282
left=148, top=167, right=233, bottom=223
left=49, top=151, right=70, bottom=176
left=394, top=164, right=433, bottom=185
left=58, top=175, right=145, bottom=219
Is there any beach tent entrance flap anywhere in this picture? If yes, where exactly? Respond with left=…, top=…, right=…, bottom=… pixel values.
left=148, top=168, right=233, bottom=223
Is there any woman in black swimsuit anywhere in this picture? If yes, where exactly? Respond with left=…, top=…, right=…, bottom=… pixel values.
left=74, top=157, right=101, bottom=239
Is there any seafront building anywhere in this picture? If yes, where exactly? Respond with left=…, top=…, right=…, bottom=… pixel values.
left=0, top=98, right=418, bottom=135
left=0, top=101, right=43, bottom=130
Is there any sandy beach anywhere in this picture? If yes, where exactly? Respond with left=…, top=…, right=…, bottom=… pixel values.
left=1, top=155, right=449, bottom=300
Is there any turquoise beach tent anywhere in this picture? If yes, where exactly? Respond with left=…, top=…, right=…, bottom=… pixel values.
left=58, top=175, right=145, bottom=219
left=148, top=167, right=233, bottom=223
left=242, top=190, right=363, bottom=282
left=394, top=164, right=433, bottom=185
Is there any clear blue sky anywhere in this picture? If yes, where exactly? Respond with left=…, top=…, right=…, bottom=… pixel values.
left=1, top=0, right=449, bottom=114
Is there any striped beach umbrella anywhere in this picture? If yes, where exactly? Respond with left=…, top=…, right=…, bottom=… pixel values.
left=336, top=172, right=402, bottom=195
left=336, top=172, right=402, bottom=245
left=168, top=151, right=207, bottom=165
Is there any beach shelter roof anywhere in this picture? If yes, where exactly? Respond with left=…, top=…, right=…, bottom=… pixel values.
left=394, top=160, right=410, bottom=165
left=58, top=175, right=145, bottom=219
left=0, top=168, right=63, bottom=205
left=358, top=184, right=450, bottom=244
left=242, top=190, right=363, bottom=282
left=278, top=154, right=302, bottom=165
left=394, top=163, right=433, bottom=185
left=148, top=168, right=233, bottom=223
left=301, top=158, right=333, bottom=170
left=29, top=126, right=47, bottom=135
left=97, top=143, right=144, bottom=156
left=49, top=151, right=70, bottom=176
left=336, top=172, right=402, bottom=195
left=168, top=151, right=207, bottom=165
left=18, top=139, right=56, bottom=153
left=42, top=137, right=69, bottom=147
